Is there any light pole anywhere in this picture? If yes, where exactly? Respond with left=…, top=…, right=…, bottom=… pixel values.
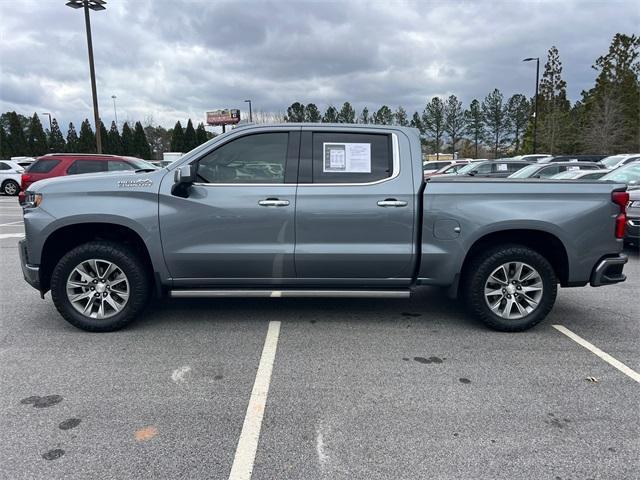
left=66, top=0, right=106, bottom=153
left=244, top=99, right=253, bottom=122
left=41, top=112, right=52, bottom=132
left=111, top=95, right=118, bottom=125
left=523, top=57, right=539, bottom=154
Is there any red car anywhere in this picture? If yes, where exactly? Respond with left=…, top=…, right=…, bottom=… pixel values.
left=19, top=154, right=157, bottom=203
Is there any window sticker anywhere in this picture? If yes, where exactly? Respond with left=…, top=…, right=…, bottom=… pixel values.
left=323, top=143, right=371, bottom=173
left=497, top=163, right=508, bottom=171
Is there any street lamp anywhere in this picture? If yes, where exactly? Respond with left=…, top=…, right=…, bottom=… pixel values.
left=244, top=99, right=253, bottom=122
left=41, top=112, right=52, bottom=132
left=111, top=95, right=118, bottom=125
left=66, top=0, right=106, bottom=153
left=523, top=57, right=540, bottom=154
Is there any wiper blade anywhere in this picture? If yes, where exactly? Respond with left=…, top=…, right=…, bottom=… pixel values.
left=135, top=168, right=157, bottom=173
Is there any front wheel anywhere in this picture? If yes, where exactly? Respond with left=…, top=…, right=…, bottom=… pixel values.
left=463, top=245, right=557, bottom=332
left=50, top=241, right=150, bottom=332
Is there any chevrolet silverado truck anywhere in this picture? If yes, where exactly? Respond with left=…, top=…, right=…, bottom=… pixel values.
left=19, top=124, right=630, bottom=332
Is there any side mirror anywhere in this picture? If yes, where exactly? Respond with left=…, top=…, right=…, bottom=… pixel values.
left=172, top=164, right=197, bottom=197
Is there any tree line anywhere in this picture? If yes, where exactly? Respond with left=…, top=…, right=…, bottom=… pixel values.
left=283, top=33, right=639, bottom=158
left=0, top=113, right=213, bottom=161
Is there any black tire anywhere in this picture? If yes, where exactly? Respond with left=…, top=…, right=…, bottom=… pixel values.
left=462, top=244, right=557, bottom=332
left=2, top=180, right=20, bottom=196
left=50, top=241, right=150, bottom=332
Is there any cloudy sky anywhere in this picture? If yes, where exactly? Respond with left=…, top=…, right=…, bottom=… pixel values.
left=0, top=0, right=638, bottom=131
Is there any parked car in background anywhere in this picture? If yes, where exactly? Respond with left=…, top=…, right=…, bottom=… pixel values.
left=540, top=155, right=607, bottom=163
left=11, top=156, right=37, bottom=168
left=600, top=154, right=640, bottom=170
left=508, top=161, right=601, bottom=179
left=19, top=154, right=157, bottom=203
left=0, top=160, right=25, bottom=195
left=599, top=161, right=640, bottom=187
left=452, top=159, right=532, bottom=178
left=550, top=169, right=610, bottom=180
left=512, top=154, right=552, bottom=162
left=422, top=159, right=461, bottom=175
left=625, top=189, right=640, bottom=246
left=424, top=161, right=472, bottom=179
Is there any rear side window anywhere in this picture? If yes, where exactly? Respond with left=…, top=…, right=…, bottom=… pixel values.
left=0, top=162, right=10, bottom=170
left=506, top=163, right=525, bottom=173
left=67, top=160, right=106, bottom=175
left=27, top=159, right=60, bottom=173
left=312, top=132, right=392, bottom=184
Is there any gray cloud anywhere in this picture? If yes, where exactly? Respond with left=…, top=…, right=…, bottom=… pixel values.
left=0, top=0, right=637, bottom=131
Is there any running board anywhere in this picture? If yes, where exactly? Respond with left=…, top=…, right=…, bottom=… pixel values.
left=169, top=289, right=410, bottom=299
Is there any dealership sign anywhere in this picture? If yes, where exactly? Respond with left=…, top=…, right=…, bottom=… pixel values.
left=206, top=109, right=241, bottom=126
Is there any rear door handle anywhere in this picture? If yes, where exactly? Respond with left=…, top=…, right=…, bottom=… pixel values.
left=377, top=199, right=408, bottom=207
left=258, top=198, right=290, bottom=207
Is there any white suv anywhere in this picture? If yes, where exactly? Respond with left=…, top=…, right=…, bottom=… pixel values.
left=0, top=160, right=24, bottom=196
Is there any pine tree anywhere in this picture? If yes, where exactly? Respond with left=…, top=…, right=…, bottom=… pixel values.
left=105, top=121, right=122, bottom=154
left=132, top=121, right=151, bottom=159
left=77, top=119, right=96, bottom=153
left=322, top=106, right=338, bottom=123
left=373, top=106, right=393, bottom=125
left=337, top=102, right=356, bottom=123
left=48, top=118, right=66, bottom=153
left=285, top=102, right=305, bottom=122
left=443, top=95, right=466, bottom=156
left=6, top=111, right=28, bottom=157
left=196, top=122, right=208, bottom=145
left=482, top=89, right=511, bottom=158
left=464, top=100, right=483, bottom=159
left=0, top=127, right=6, bottom=159
left=121, top=122, right=134, bottom=155
left=422, top=98, right=445, bottom=158
left=506, top=94, right=531, bottom=154
left=170, top=121, right=184, bottom=152
left=394, top=106, right=409, bottom=126
left=304, top=103, right=321, bottom=122
left=410, top=112, right=423, bottom=132
left=359, top=107, right=370, bottom=124
left=99, top=121, right=109, bottom=152
left=66, top=122, right=79, bottom=152
left=183, top=119, right=197, bottom=152
left=538, top=46, right=571, bottom=154
left=26, top=113, right=48, bottom=156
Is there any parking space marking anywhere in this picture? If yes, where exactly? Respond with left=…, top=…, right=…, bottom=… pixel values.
left=228, top=321, right=281, bottom=480
left=0, top=221, right=24, bottom=226
left=553, top=324, right=640, bottom=384
left=0, top=233, right=24, bottom=239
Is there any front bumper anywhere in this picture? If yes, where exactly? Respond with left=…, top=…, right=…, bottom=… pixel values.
left=590, top=254, right=628, bottom=287
left=19, top=239, right=41, bottom=291
left=625, top=217, right=640, bottom=241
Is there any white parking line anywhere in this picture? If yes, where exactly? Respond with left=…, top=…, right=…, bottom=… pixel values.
left=0, top=221, right=24, bottom=226
left=553, top=324, right=640, bottom=384
left=228, top=321, right=281, bottom=480
left=0, top=233, right=24, bottom=239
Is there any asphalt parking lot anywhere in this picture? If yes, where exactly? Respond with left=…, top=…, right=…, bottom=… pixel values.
left=0, top=195, right=638, bottom=480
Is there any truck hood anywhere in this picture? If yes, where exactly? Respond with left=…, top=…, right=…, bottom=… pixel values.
left=28, top=169, right=167, bottom=194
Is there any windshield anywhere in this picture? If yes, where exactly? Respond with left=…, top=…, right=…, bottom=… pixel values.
left=600, top=155, right=627, bottom=168
left=600, top=162, right=640, bottom=185
left=126, top=158, right=158, bottom=170
left=508, top=164, right=540, bottom=178
left=456, top=162, right=484, bottom=174
left=551, top=170, right=583, bottom=179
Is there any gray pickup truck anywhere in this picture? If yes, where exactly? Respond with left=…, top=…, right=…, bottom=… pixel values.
left=19, top=124, right=629, bottom=332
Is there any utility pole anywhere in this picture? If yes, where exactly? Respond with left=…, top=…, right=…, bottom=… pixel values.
left=244, top=99, right=253, bottom=122
left=523, top=57, right=540, bottom=154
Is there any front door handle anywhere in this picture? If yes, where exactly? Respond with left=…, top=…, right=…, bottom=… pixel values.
left=377, top=199, right=408, bottom=207
left=258, top=198, right=290, bottom=207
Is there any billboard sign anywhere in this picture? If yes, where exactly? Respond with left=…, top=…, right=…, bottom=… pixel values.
left=206, top=109, right=241, bottom=126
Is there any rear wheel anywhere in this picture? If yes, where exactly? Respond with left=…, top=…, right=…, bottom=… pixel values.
left=51, top=241, right=150, bottom=332
left=463, top=245, right=557, bottom=332
left=2, top=180, right=19, bottom=196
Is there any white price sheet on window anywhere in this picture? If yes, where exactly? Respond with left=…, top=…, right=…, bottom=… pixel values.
left=323, top=143, right=371, bottom=173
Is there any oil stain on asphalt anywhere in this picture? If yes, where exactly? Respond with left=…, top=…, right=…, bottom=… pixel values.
left=20, top=395, right=63, bottom=408
left=59, top=418, right=81, bottom=430
left=413, top=356, right=443, bottom=364
left=42, top=449, right=65, bottom=461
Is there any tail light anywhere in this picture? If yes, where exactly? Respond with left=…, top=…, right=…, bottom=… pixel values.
left=21, top=173, right=31, bottom=190
left=612, top=190, right=629, bottom=239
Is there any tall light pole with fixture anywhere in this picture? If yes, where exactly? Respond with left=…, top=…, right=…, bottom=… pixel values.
left=244, top=99, right=253, bottom=122
left=523, top=57, right=540, bottom=154
left=66, top=0, right=106, bottom=153
left=111, top=95, right=118, bottom=125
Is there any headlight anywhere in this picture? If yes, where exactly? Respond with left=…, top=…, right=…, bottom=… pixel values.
left=629, top=200, right=640, bottom=208
left=23, top=192, right=43, bottom=208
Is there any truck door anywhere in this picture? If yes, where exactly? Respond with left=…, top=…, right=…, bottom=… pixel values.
left=294, top=129, right=416, bottom=285
left=158, top=128, right=300, bottom=285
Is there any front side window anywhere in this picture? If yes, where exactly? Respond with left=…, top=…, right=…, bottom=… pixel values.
left=67, top=160, right=106, bottom=175
left=197, top=133, right=288, bottom=184
left=312, top=132, right=392, bottom=184
left=538, top=165, right=561, bottom=177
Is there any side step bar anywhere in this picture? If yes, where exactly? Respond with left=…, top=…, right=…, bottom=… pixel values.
left=170, top=289, right=410, bottom=299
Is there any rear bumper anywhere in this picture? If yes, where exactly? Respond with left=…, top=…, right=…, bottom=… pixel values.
left=590, top=254, right=628, bottom=287
left=19, top=239, right=40, bottom=291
